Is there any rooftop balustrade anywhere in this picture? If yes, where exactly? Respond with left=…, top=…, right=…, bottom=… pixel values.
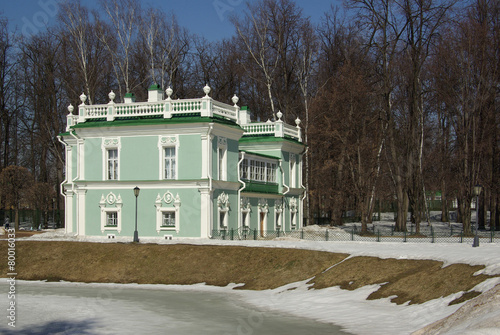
left=66, top=85, right=301, bottom=142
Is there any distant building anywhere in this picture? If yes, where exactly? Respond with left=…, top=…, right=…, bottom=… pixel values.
left=58, top=85, right=305, bottom=239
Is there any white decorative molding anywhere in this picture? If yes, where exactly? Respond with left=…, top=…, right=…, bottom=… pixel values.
left=217, top=136, right=227, bottom=147
left=258, top=198, right=269, bottom=212
left=106, top=192, right=119, bottom=205
left=289, top=197, right=298, bottom=213
left=99, top=192, right=123, bottom=233
left=159, top=136, right=177, bottom=146
left=163, top=191, right=174, bottom=204
left=103, top=137, right=120, bottom=148
left=275, top=199, right=283, bottom=212
left=155, top=191, right=181, bottom=233
left=217, top=192, right=230, bottom=210
left=241, top=197, right=251, bottom=212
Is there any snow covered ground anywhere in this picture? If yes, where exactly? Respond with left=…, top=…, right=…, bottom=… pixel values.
left=8, top=219, right=500, bottom=335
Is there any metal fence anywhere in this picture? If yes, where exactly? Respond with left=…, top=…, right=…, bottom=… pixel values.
left=211, top=226, right=500, bottom=243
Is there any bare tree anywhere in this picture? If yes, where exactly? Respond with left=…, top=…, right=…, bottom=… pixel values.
left=97, top=0, right=141, bottom=100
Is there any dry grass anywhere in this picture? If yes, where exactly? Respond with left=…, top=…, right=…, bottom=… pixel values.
left=0, top=241, right=348, bottom=290
left=0, top=241, right=496, bottom=305
left=309, top=256, right=494, bottom=304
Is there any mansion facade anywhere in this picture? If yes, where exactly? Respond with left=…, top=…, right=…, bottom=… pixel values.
left=58, top=85, right=305, bottom=239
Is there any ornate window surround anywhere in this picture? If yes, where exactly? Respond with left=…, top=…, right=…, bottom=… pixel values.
left=100, top=192, right=123, bottom=233
left=155, top=191, right=181, bottom=233
left=158, top=135, right=179, bottom=180
left=240, top=197, right=251, bottom=228
left=275, top=199, right=283, bottom=229
left=217, top=136, right=227, bottom=181
left=217, top=192, right=230, bottom=229
left=102, top=138, right=121, bottom=181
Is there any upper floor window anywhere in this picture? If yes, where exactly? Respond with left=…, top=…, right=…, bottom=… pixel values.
left=290, top=154, right=296, bottom=188
left=107, top=149, right=119, bottom=180
left=218, top=137, right=227, bottom=181
left=239, top=154, right=277, bottom=183
left=102, top=137, right=120, bottom=181
left=164, top=147, right=176, bottom=179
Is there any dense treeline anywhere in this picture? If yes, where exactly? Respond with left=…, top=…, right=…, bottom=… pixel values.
left=0, top=0, right=498, bottom=233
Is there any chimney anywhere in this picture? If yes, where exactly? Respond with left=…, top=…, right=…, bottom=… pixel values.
left=148, top=84, right=164, bottom=102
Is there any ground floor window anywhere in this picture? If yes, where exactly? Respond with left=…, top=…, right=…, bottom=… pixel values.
left=219, top=210, right=228, bottom=229
left=106, top=212, right=118, bottom=226
left=155, top=192, right=181, bottom=233
left=161, top=211, right=176, bottom=227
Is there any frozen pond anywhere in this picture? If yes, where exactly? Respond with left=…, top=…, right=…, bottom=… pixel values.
left=0, top=281, right=352, bottom=334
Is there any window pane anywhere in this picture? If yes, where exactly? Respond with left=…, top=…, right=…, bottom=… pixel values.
left=107, top=212, right=117, bottom=226
left=108, top=149, right=118, bottom=180
left=165, top=147, right=176, bottom=179
left=162, top=212, right=175, bottom=227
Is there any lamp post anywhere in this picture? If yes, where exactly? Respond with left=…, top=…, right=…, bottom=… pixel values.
left=472, top=184, right=482, bottom=247
left=133, top=186, right=140, bottom=243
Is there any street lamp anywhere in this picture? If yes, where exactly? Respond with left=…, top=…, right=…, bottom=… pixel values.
left=472, top=184, right=482, bottom=247
left=133, top=186, right=140, bottom=243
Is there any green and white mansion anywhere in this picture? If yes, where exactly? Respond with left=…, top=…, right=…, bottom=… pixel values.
left=58, top=85, right=305, bottom=239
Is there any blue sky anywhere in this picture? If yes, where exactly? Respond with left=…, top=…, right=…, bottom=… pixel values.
left=0, top=0, right=342, bottom=41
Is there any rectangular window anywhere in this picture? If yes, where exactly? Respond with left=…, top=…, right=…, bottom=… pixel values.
left=250, top=160, right=256, bottom=180
left=106, top=212, right=118, bottom=226
left=219, top=211, right=227, bottom=228
left=218, top=147, right=227, bottom=180
left=162, top=212, right=175, bottom=227
left=257, top=161, right=266, bottom=181
left=164, top=147, right=176, bottom=179
left=240, top=158, right=249, bottom=179
left=107, top=149, right=118, bottom=180
left=276, top=211, right=282, bottom=227
left=290, top=157, right=296, bottom=188
left=242, top=211, right=249, bottom=227
left=266, top=163, right=276, bottom=183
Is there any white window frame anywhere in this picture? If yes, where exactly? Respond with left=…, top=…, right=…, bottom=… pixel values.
left=240, top=155, right=278, bottom=183
left=219, top=209, right=228, bottom=229
left=100, top=192, right=123, bottom=233
left=218, top=137, right=227, bottom=181
left=217, top=192, right=230, bottom=230
left=102, top=138, right=121, bottom=181
left=155, top=192, right=181, bottom=233
left=164, top=146, right=176, bottom=179
left=158, top=136, right=179, bottom=180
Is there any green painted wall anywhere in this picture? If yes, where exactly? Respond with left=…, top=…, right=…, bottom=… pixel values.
left=84, top=187, right=202, bottom=237
left=121, top=136, right=159, bottom=181
left=84, top=138, right=102, bottom=181
left=178, top=135, right=202, bottom=180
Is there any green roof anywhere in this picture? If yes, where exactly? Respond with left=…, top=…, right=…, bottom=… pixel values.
left=68, top=114, right=241, bottom=130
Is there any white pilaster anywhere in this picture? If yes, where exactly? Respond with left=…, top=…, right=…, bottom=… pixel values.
left=76, top=189, right=86, bottom=236
left=65, top=191, right=74, bottom=234
left=199, top=188, right=212, bottom=238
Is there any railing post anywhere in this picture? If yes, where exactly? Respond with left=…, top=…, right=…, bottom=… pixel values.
left=403, top=230, right=407, bottom=242
left=351, top=228, right=354, bottom=241
left=230, top=228, right=234, bottom=240
left=377, top=230, right=380, bottom=242
left=277, top=228, right=280, bottom=238
left=431, top=226, right=435, bottom=243
left=253, top=229, right=257, bottom=240
left=300, top=229, right=304, bottom=240
left=325, top=229, right=329, bottom=241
